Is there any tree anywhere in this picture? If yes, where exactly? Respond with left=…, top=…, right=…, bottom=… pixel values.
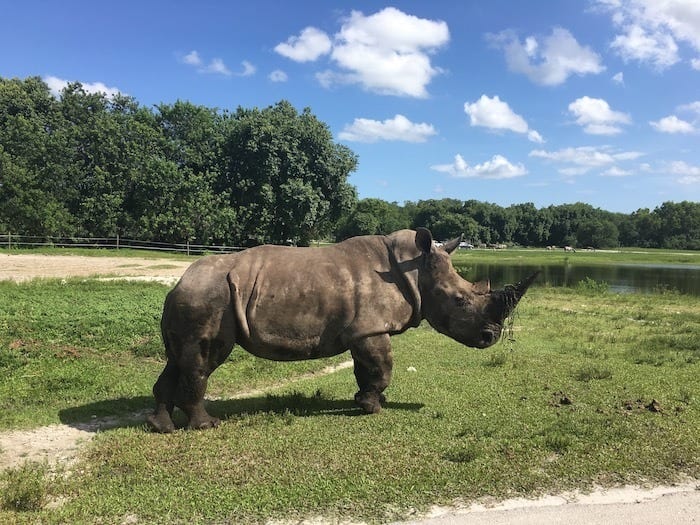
left=220, top=101, right=357, bottom=245
left=0, top=77, right=75, bottom=235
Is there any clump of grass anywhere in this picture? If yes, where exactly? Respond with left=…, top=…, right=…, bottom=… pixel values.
left=443, top=445, right=479, bottom=463
left=484, top=351, right=508, bottom=367
left=576, top=277, right=609, bottom=294
left=574, top=365, right=612, bottom=382
left=0, top=462, right=50, bottom=512
left=544, top=432, right=572, bottom=453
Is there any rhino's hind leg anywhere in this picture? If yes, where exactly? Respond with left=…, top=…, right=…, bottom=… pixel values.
left=350, top=334, right=393, bottom=414
left=147, top=361, right=179, bottom=433
left=175, top=337, right=233, bottom=430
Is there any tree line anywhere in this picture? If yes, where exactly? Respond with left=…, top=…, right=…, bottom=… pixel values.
left=0, top=77, right=357, bottom=246
left=336, top=198, right=699, bottom=249
left=1, top=77, right=698, bottom=249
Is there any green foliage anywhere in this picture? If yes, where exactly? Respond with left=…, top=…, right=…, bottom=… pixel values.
left=335, top=198, right=409, bottom=240
left=576, top=277, right=610, bottom=294
left=0, top=78, right=357, bottom=246
left=0, top=462, right=50, bottom=512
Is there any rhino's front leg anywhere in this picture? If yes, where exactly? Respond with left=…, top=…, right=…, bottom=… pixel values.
left=350, top=334, right=393, bottom=414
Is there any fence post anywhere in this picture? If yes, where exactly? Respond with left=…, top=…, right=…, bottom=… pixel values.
left=186, top=240, right=190, bottom=256
left=8, top=232, right=10, bottom=250
left=116, top=233, right=119, bottom=250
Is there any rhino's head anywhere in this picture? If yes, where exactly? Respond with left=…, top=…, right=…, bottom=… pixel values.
left=414, top=228, right=538, bottom=349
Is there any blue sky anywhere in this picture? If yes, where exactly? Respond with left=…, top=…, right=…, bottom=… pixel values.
left=2, top=0, right=699, bottom=213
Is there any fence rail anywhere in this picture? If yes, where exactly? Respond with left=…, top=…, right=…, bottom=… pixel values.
left=0, top=233, right=243, bottom=255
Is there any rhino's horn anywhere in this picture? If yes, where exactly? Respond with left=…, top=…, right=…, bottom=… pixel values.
left=500, top=271, right=540, bottom=317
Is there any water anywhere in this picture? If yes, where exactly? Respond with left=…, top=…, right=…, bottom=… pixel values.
left=455, top=262, right=700, bottom=296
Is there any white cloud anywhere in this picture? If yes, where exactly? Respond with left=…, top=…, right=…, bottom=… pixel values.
left=181, top=50, right=232, bottom=76
left=678, top=101, right=700, bottom=114
left=568, top=96, right=631, bottom=135
left=464, top=95, right=544, bottom=143
left=612, top=71, right=625, bottom=84
left=330, top=8, right=449, bottom=97
left=204, top=58, right=232, bottom=76
left=598, top=0, right=700, bottom=70
left=183, top=50, right=202, bottom=66
left=650, top=115, right=695, bottom=133
left=338, top=114, right=436, bottom=143
left=692, top=58, right=700, bottom=70
left=530, top=146, right=644, bottom=174
left=649, top=101, right=700, bottom=133
left=611, top=24, right=680, bottom=68
left=601, top=166, right=633, bottom=176
left=431, top=154, right=528, bottom=179
left=669, top=160, right=700, bottom=184
left=488, top=27, right=604, bottom=85
left=269, top=69, right=288, bottom=82
left=669, top=160, right=700, bottom=175
left=44, top=75, right=122, bottom=99
left=239, top=61, right=256, bottom=77
left=274, top=27, right=332, bottom=62
left=279, top=8, right=449, bottom=98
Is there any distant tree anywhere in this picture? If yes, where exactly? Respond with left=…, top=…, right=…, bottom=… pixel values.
left=576, top=218, right=619, bottom=248
left=335, top=198, right=408, bottom=240
left=653, top=201, right=700, bottom=250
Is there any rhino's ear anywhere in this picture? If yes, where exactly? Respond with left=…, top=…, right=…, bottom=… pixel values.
left=473, top=279, right=491, bottom=294
left=415, top=227, right=433, bottom=254
left=442, top=234, right=463, bottom=254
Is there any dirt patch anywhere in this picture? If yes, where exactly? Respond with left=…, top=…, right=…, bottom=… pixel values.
left=0, top=253, right=191, bottom=283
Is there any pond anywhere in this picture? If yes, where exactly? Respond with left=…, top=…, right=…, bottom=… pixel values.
left=456, top=262, right=700, bottom=296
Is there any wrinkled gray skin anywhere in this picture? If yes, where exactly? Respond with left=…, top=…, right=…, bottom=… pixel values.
left=148, top=228, right=537, bottom=433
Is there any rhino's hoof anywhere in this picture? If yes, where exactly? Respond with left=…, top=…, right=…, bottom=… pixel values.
left=147, top=413, right=176, bottom=434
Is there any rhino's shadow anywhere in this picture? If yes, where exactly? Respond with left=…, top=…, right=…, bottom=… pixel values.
left=58, top=393, right=424, bottom=433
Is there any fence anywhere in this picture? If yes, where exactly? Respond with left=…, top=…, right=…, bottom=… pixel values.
left=0, top=233, right=243, bottom=256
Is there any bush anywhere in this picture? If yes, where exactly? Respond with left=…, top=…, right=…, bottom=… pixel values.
left=576, top=277, right=609, bottom=294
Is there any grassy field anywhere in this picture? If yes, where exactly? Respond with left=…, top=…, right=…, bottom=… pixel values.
left=0, top=271, right=699, bottom=522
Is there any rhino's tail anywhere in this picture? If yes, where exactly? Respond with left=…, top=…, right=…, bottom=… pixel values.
left=226, top=270, right=252, bottom=341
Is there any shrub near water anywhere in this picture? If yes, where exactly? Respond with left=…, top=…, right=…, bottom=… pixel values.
left=0, top=281, right=699, bottom=523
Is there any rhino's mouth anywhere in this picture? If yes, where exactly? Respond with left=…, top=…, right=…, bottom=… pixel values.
left=477, top=326, right=501, bottom=348
left=450, top=321, right=503, bottom=349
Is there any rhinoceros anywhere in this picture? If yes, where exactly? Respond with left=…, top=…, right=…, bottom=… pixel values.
left=147, top=228, right=537, bottom=433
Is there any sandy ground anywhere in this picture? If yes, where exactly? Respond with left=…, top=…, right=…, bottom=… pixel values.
left=1, top=254, right=699, bottom=523
left=0, top=253, right=191, bottom=283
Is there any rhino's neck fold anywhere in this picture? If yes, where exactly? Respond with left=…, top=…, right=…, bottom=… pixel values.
left=385, top=236, right=423, bottom=329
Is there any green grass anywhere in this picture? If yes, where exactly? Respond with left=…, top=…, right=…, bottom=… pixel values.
left=1, top=279, right=699, bottom=523
left=450, top=247, right=699, bottom=266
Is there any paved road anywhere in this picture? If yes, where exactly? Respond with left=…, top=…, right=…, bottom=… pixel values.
left=396, top=484, right=699, bottom=525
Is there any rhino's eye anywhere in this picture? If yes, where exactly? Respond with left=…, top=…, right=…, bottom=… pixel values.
left=453, top=295, right=468, bottom=307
